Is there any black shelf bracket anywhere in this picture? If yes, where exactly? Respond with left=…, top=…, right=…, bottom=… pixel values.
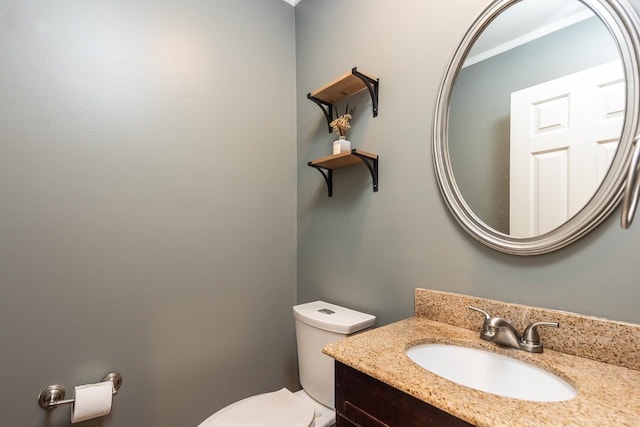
left=306, top=94, right=333, bottom=133
left=308, top=163, right=333, bottom=197
left=351, top=67, right=379, bottom=118
left=308, top=150, right=379, bottom=197
left=352, top=149, right=379, bottom=193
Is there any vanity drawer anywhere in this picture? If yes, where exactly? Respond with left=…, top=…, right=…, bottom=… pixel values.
left=335, top=361, right=473, bottom=427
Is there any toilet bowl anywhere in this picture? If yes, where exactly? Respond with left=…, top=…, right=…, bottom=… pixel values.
left=198, top=301, right=375, bottom=426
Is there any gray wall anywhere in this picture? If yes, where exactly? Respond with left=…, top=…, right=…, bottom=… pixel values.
left=3, top=1, right=640, bottom=426
left=0, top=1, right=296, bottom=426
left=296, top=0, right=640, bottom=327
left=449, top=16, right=619, bottom=233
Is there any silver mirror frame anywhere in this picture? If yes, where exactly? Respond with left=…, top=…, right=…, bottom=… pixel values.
left=621, top=135, right=640, bottom=227
left=433, top=0, right=640, bottom=255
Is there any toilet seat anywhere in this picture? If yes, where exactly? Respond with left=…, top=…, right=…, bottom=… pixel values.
left=198, top=388, right=315, bottom=427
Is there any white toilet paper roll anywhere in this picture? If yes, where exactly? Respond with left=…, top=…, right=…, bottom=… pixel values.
left=70, top=381, right=113, bottom=424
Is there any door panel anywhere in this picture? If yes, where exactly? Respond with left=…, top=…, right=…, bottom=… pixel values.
left=510, top=60, right=624, bottom=237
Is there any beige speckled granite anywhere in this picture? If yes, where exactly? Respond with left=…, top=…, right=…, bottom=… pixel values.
left=323, top=289, right=640, bottom=427
left=415, top=288, right=640, bottom=370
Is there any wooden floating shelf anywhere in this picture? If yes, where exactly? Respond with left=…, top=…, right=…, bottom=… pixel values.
left=309, top=71, right=376, bottom=104
left=309, top=149, right=377, bottom=169
left=307, top=67, right=380, bottom=132
left=308, top=149, right=379, bottom=197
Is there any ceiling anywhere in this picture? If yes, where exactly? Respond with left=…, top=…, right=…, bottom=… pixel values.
left=465, top=0, right=594, bottom=66
left=282, top=0, right=595, bottom=64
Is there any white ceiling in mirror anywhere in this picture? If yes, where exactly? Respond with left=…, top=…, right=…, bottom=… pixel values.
left=464, top=0, right=594, bottom=67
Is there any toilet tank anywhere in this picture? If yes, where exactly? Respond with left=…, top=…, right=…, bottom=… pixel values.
left=293, top=301, right=375, bottom=409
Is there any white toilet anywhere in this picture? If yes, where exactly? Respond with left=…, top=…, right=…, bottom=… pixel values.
left=198, top=301, right=375, bottom=427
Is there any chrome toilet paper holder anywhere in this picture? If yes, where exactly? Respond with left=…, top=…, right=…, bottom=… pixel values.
left=38, top=372, right=122, bottom=409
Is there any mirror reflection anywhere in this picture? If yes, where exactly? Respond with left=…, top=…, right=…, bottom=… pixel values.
left=448, top=0, right=623, bottom=237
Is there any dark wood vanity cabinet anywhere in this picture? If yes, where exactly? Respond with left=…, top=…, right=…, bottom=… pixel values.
left=335, top=361, right=474, bottom=427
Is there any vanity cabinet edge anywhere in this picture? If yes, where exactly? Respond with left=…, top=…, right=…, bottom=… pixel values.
left=335, top=361, right=474, bottom=427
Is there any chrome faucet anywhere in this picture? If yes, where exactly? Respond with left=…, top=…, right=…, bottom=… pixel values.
left=468, top=306, right=559, bottom=353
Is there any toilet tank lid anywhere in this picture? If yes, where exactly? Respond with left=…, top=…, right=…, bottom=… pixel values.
left=293, top=301, right=375, bottom=334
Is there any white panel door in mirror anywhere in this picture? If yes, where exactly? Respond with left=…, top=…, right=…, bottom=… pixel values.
left=510, top=60, right=624, bottom=237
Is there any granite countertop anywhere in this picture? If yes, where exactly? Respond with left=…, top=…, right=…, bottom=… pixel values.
left=323, top=290, right=640, bottom=427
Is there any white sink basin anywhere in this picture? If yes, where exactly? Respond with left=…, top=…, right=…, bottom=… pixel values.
left=406, top=343, right=577, bottom=402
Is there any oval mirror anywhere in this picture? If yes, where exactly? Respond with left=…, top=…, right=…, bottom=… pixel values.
left=433, top=0, right=640, bottom=255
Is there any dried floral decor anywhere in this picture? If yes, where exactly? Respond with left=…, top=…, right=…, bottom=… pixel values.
left=330, top=105, right=355, bottom=138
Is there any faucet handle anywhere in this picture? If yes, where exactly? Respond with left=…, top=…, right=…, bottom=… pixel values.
left=467, top=306, right=491, bottom=319
left=522, top=321, right=560, bottom=343
left=467, top=306, right=495, bottom=341
left=520, top=321, right=559, bottom=353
